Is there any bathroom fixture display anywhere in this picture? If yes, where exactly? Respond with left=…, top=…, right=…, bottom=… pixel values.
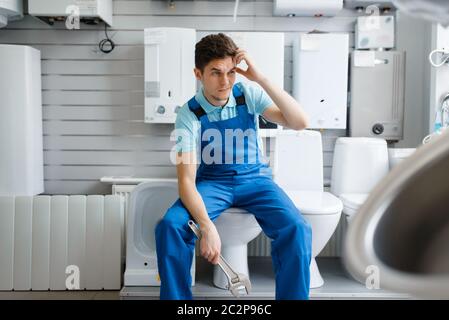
left=331, top=137, right=389, bottom=223
left=0, top=45, right=43, bottom=196
left=0, top=0, right=23, bottom=28
left=350, top=50, right=406, bottom=141
left=344, top=130, right=449, bottom=298
left=274, top=130, right=343, bottom=288
left=293, top=33, right=349, bottom=129
left=144, top=28, right=196, bottom=123
left=28, top=0, right=113, bottom=26
left=273, top=0, right=344, bottom=17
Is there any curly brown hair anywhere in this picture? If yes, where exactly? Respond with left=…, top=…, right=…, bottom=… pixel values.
left=195, top=33, right=238, bottom=72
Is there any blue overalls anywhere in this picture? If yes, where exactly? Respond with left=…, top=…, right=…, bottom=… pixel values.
left=155, top=85, right=312, bottom=300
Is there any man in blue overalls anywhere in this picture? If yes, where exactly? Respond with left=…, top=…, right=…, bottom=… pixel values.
left=155, top=33, right=312, bottom=300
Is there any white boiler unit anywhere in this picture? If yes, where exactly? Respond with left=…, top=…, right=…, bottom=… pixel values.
left=293, top=33, right=349, bottom=129
left=0, top=45, right=44, bottom=196
left=0, top=0, right=23, bottom=28
left=28, top=0, right=113, bottom=26
left=144, top=28, right=196, bottom=124
left=349, top=50, right=406, bottom=141
left=273, top=0, right=343, bottom=17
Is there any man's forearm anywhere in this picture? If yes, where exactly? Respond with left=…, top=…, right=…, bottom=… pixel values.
left=257, top=77, right=309, bottom=129
left=178, top=180, right=212, bottom=230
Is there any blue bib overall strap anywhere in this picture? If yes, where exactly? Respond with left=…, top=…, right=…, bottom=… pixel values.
left=187, top=85, right=246, bottom=121
left=187, top=85, right=269, bottom=179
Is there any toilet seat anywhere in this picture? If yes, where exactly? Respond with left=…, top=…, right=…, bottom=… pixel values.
left=340, top=193, right=368, bottom=217
left=285, top=190, right=343, bottom=215
left=223, top=207, right=249, bottom=214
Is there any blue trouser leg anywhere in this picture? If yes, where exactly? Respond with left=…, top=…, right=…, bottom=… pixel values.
left=233, top=176, right=313, bottom=300
left=155, top=179, right=234, bottom=300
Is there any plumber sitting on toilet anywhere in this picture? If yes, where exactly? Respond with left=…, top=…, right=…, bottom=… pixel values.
left=155, top=33, right=312, bottom=300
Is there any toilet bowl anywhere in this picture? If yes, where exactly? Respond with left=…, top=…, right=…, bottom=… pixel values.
left=274, top=130, right=343, bottom=288
left=339, top=193, right=369, bottom=223
left=285, top=190, right=343, bottom=287
left=331, top=137, right=390, bottom=222
left=331, top=141, right=417, bottom=223
left=213, top=208, right=262, bottom=289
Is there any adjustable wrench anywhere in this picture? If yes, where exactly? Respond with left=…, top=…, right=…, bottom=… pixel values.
left=188, top=220, right=252, bottom=297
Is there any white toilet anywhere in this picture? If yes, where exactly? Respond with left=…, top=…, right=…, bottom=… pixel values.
left=331, top=138, right=390, bottom=223
left=273, top=130, right=343, bottom=288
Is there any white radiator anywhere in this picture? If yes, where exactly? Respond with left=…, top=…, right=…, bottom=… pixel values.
left=0, top=195, right=123, bottom=291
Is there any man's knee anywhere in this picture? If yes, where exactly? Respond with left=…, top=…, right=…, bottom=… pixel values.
left=286, top=211, right=312, bottom=246
left=157, top=200, right=188, bottom=229
left=156, top=208, right=183, bottom=235
left=155, top=203, right=195, bottom=247
left=292, top=217, right=312, bottom=253
left=156, top=217, right=175, bottom=236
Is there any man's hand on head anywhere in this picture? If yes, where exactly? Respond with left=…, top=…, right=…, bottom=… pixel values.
left=233, top=48, right=267, bottom=84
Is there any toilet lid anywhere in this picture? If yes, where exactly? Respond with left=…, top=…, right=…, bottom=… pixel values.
left=340, top=193, right=368, bottom=211
left=285, top=190, right=343, bottom=215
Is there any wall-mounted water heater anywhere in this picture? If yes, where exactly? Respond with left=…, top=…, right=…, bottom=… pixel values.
left=0, top=45, right=44, bottom=196
left=273, top=0, right=343, bottom=17
left=293, top=33, right=349, bottom=129
left=144, top=28, right=196, bottom=124
left=0, top=0, right=23, bottom=28
left=28, top=0, right=113, bottom=26
left=350, top=50, right=406, bottom=141
left=344, top=0, right=395, bottom=10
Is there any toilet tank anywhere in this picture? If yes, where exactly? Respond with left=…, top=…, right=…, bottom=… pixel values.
left=331, top=137, right=389, bottom=197
left=0, top=45, right=44, bottom=196
left=274, top=130, right=323, bottom=191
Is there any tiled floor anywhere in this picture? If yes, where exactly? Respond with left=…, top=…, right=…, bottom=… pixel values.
left=121, top=257, right=411, bottom=300
left=0, top=258, right=411, bottom=300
